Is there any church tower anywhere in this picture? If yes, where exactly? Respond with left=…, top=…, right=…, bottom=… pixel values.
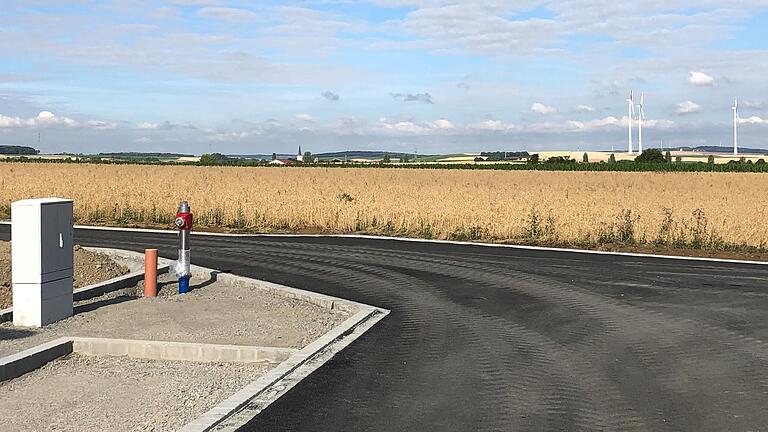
left=297, top=145, right=303, bottom=162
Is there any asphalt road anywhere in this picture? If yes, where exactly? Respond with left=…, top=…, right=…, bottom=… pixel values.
left=5, top=225, right=768, bottom=431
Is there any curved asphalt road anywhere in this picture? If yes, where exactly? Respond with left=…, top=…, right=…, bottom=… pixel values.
left=5, top=225, right=768, bottom=431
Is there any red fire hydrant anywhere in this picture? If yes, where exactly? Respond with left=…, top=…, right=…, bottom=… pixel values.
left=175, top=201, right=192, bottom=293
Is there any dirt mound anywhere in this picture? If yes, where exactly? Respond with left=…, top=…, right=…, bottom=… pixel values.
left=0, top=242, right=129, bottom=309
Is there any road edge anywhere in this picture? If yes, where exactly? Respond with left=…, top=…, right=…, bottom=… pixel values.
left=2, top=221, right=765, bottom=267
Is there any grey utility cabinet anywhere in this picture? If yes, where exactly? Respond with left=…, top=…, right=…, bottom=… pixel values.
left=11, top=198, right=74, bottom=327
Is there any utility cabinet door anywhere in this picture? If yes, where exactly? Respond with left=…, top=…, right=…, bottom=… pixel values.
left=11, top=202, right=42, bottom=283
left=40, top=202, right=73, bottom=276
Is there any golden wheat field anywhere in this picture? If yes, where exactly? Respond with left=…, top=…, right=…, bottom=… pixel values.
left=0, top=163, right=766, bottom=248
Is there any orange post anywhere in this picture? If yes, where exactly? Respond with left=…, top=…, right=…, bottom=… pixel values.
left=144, top=249, right=158, bottom=297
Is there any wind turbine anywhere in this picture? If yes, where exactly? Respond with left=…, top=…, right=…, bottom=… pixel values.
left=732, top=98, right=739, bottom=156
left=637, top=92, right=645, bottom=154
left=627, top=90, right=635, bottom=154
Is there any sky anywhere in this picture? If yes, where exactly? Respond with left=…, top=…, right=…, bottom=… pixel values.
left=2, top=1, right=768, bottom=155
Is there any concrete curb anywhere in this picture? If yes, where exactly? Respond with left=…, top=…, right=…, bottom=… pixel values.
left=0, top=337, right=72, bottom=382
left=0, top=337, right=296, bottom=383
left=0, top=259, right=169, bottom=323
left=73, top=266, right=169, bottom=301
left=180, top=308, right=387, bottom=432
left=71, top=337, right=297, bottom=364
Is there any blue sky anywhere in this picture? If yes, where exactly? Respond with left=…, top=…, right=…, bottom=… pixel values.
left=1, top=0, right=768, bottom=154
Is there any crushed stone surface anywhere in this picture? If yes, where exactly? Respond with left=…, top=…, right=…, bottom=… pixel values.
left=0, top=241, right=129, bottom=309
left=0, top=271, right=353, bottom=357
left=0, top=353, right=271, bottom=432
left=0, top=257, right=355, bottom=432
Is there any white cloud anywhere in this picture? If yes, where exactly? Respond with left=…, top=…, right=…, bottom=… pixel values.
left=135, top=121, right=189, bottom=131
left=375, top=117, right=457, bottom=134
left=0, top=114, right=26, bottom=128
left=372, top=1, right=765, bottom=60
left=197, top=7, right=260, bottom=23
left=137, top=122, right=159, bottom=129
left=688, top=71, right=714, bottom=86
left=742, top=100, right=765, bottom=109
left=565, top=116, right=621, bottom=131
left=295, top=113, right=315, bottom=122
left=86, top=121, right=117, bottom=130
left=379, top=117, right=430, bottom=133
left=675, top=101, right=701, bottom=114
left=430, top=118, right=455, bottom=129
left=531, top=102, right=557, bottom=115
left=575, top=104, right=595, bottom=113
left=545, top=116, right=675, bottom=132
left=469, top=119, right=515, bottom=132
left=638, top=118, right=676, bottom=130
left=34, top=111, right=77, bottom=127
left=203, top=130, right=258, bottom=142
left=0, top=111, right=78, bottom=128
left=739, top=116, right=766, bottom=125
left=134, top=137, right=152, bottom=143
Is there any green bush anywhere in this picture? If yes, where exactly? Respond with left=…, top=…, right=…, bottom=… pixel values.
left=545, top=156, right=576, bottom=164
left=634, top=149, right=666, bottom=163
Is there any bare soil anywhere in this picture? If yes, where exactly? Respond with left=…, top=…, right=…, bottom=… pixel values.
left=0, top=241, right=129, bottom=309
left=0, top=353, right=271, bottom=432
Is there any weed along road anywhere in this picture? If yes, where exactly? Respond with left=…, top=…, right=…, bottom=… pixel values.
left=4, top=225, right=768, bottom=431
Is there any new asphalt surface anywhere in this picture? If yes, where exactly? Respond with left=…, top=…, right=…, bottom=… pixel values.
left=4, top=225, right=768, bottom=431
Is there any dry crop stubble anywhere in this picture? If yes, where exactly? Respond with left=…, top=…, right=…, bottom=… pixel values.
left=0, top=163, right=766, bottom=249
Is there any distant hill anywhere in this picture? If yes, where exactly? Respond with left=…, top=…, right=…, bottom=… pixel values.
left=0, top=145, right=39, bottom=155
left=315, top=150, right=424, bottom=160
left=229, top=150, right=427, bottom=160
left=97, top=152, right=194, bottom=158
left=227, top=154, right=275, bottom=160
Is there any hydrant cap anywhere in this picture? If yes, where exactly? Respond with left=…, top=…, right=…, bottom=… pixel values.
left=178, top=201, right=191, bottom=213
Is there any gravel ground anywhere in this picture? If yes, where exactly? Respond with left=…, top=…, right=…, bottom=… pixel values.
left=0, top=271, right=353, bottom=357
left=0, top=353, right=271, bottom=432
left=0, top=241, right=129, bottom=309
